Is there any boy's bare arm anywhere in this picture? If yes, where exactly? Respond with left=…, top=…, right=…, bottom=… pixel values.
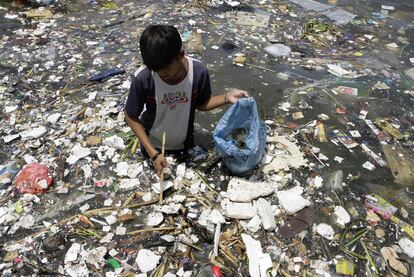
left=124, top=111, right=168, bottom=177
left=125, top=112, right=157, bottom=157
left=198, top=88, right=249, bottom=111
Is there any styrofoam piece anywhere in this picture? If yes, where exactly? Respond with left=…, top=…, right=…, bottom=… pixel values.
left=136, top=249, right=161, bottom=273
left=226, top=178, right=275, bottom=202
left=256, top=198, right=276, bottom=231
left=221, top=199, right=256, bottom=219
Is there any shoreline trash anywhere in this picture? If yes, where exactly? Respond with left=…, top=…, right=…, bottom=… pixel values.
left=14, top=164, right=53, bottom=195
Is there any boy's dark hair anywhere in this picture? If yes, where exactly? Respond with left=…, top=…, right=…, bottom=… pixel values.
left=139, top=25, right=182, bottom=71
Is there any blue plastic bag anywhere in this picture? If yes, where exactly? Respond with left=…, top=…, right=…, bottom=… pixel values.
left=213, top=97, right=266, bottom=175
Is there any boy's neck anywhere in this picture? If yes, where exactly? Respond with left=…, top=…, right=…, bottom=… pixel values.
left=160, top=56, right=188, bottom=85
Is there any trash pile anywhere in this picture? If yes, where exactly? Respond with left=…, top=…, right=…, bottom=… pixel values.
left=1, top=0, right=414, bottom=276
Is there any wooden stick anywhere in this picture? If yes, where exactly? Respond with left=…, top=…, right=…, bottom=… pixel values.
left=159, top=132, right=166, bottom=204
left=127, top=226, right=177, bottom=235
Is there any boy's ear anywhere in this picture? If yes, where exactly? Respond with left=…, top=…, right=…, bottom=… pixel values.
left=179, top=50, right=185, bottom=58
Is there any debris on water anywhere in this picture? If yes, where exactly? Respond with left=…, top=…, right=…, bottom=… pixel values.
left=256, top=198, right=276, bottom=231
left=89, top=68, right=126, bottom=82
left=276, top=186, right=311, bottom=215
left=225, top=177, right=275, bottom=202
left=1, top=0, right=414, bottom=276
left=398, top=238, right=414, bottom=258
left=333, top=85, right=358, bottom=96
left=14, top=163, right=53, bottom=195
left=221, top=199, right=256, bottom=219
left=335, top=259, right=355, bottom=276
left=380, top=247, right=408, bottom=275
left=263, top=135, right=308, bottom=173
left=280, top=206, right=315, bottom=238
left=136, top=249, right=161, bottom=273
left=264, top=44, right=292, bottom=58
left=241, top=233, right=272, bottom=277
left=334, top=206, right=350, bottom=226
left=316, top=223, right=334, bottom=240
left=325, top=170, right=344, bottom=192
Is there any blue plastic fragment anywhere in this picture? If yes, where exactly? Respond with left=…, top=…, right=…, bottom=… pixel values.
left=89, top=68, right=126, bottom=82
left=0, top=166, right=18, bottom=190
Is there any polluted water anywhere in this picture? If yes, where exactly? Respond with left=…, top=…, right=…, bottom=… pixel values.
left=0, top=0, right=414, bottom=276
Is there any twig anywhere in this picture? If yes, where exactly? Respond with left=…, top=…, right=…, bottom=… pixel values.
left=194, top=170, right=218, bottom=195
left=219, top=243, right=238, bottom=267
left=179, top=239, right=204, bottom=252
left=123, top=198, right=159, bottom=209
left=210, top=255, right=229, bottom=271
left=343, top=248, right=367, bottom=260
left=187, top=195, right=212, bottom=208
left=127, top=226, right=177, bottom=235
left=245, top=63, right=277, bottom=72
left=361, top=239, right=378, bottom=272
left=343, top=229, right=368, bottom=249
left=160, top=132, right=166, bottom=204
left=122, top=192, right=136, bottom=207
left=216, top=32, right=226, bottom=44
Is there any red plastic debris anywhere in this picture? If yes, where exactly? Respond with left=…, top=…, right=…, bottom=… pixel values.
left=212, top=266, right=222, bottom=277
left=335, top=107, right=347, bottom=114
left=14, top=163, right=53, bottom=195
left=94, top=180, right=106, bottom=187
left=13, top=257, right=21, bottom=265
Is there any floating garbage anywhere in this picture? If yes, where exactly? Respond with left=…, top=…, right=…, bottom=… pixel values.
left=1, top=0, right=414, bottom=276
left=89, top=68, right=126, bottom=82
left=14, top=164, right=53, bottom=195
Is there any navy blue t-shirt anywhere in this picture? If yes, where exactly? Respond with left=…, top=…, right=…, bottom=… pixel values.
left=124, top=59, right=212, bottom=149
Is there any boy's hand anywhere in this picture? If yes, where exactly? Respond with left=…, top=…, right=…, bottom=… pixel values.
left=226, top=89, right=249, bottom=104
left=153, top=154, right=168, bottom=177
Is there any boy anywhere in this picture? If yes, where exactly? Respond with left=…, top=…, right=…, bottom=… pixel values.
left=125, top=25, right=248, bottom=177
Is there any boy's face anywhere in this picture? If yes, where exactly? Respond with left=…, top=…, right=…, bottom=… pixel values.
left=157, top=51, right=186, bottom=83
